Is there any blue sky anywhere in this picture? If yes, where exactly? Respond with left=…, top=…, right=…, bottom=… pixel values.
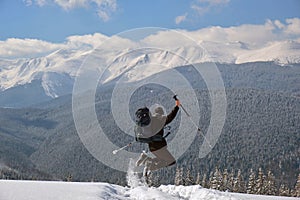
left=1, top=0, right=299, bottom=42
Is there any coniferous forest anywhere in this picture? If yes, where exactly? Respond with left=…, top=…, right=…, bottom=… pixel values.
left=145, top=166, right=300, bottom=197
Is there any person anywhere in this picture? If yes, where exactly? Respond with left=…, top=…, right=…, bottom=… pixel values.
left=134, top=99, right=180, bottom=175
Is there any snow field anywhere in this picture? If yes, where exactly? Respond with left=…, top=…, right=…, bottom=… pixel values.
left=1, top=180, right=298, bottom=200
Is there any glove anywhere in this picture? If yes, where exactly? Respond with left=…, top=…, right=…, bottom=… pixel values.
left=175, top=100, right=180, bottom=107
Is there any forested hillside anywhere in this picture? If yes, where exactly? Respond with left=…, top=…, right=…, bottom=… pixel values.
left=0, top=62, right=299, bottom=192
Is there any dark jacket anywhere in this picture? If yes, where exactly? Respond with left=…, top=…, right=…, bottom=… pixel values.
left=149, top=106, right=179, bottom=152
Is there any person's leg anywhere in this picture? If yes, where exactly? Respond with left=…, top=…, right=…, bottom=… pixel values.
left=151, top=146, right=176, bottom=166
left=144, top=146, right=176, bottom=172
left=136, top=151, right=151, bottom=166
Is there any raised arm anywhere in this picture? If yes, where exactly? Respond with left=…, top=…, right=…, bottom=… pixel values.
left=165, top=105, right=179, bottom=125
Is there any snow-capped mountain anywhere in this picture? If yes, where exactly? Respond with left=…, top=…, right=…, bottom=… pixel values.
left=0, top=48, right=90, bottom=95
left=236, top=40, right=300, bottom=64
left=0, top=48, right=91, bottom=107
left=0, top=35, right=299, bottom=107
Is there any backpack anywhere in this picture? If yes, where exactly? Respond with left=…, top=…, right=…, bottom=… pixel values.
left=134, top=125, right=164, bottom=143
left=135, top=107, right=151, bottom=127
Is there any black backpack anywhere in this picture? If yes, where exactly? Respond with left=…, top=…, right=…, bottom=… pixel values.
left=134, top=125, right=164, bottom=143
left=134, top=107, right=171, bottom=143
left=135, top=107, right=151, bottom=127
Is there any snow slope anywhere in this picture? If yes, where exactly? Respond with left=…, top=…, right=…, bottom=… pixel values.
left=235, top=40, right=300, bottom=64
left=0, top=180, right=298, bottom=200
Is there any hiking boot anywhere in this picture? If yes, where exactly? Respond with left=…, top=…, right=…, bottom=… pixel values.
left=135, top=151, right=149, bottom=166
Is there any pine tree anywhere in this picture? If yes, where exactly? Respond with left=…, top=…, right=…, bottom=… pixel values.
left=210, top=170, right=217, bottom=190
left=221, top=169, right=229, bottom=191
left=255, top=168, right=266, bottom=195
left=210, top=167, right=222, bottom=190
left=227, top=170, right=235, bottom=192
left=66, top=173, right=73, bottom=182
left=195, top=172, right=201, bottom=185
left=175, top=167, right=184, bottom=186
left=295, top=173, right=300, bottom=197
left=233, top=169, right=245, bottom=193
left=208, top=171, right=214, bottom=189
left=202, top=173, right=207, bottom=188
left=247, top=169, right=256, bottom=194
left=185, top=168, right=194, bottom=186
left=174, top=167, right=180, bottom=186
left=265, top=170, right=276, bottom=195
left=279, top=184, right=290, bottom=196
left=290, top=189, right=296, bottom=197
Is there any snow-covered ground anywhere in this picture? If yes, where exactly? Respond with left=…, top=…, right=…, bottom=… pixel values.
left=0, top=180, right=297, bottom=200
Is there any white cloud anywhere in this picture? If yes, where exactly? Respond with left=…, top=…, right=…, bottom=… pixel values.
left=23, top=0, right=33, bottom=6
left=97, top=10, right=110, bottom=21
left=66, top=33, right=109, bottom=48
left=1, top=18, right=299, bottom=59
left=26, top=0, right=117, bottom=21
left=24, top=0, right=47, bottom=6
left=191, top=4, right=210, bottom=16
left=177, top=0, right=230, bottom=24
left=53, top=0, right=88, bottom=10
left=147, top=18, right=300, bottom=49
left=285, top=18, right=300, bottom=35
left=198, top=0, right=230, bottom=5
left=274, top=20, right=285, bottom=29
left=175, top=13, right=187, bottom=25
left=0, top=38, right=65, bottom=58
left=191, top=0, right=230, bottom=16
left=0, top=33, right=112, bottom=58
left=223, top=21, right=277, bottom=46
left=36, top=0, right=47, bottom=6
left=141, top=30, right=197, bottom=49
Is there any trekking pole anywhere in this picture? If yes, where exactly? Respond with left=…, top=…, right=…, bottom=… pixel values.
left=112, top=141, right=136, bottom=155
left=173, top=95, right=212, bottom=148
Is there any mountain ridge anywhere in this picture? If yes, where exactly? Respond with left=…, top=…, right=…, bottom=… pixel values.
left=0, top=39, right=299, bottom=107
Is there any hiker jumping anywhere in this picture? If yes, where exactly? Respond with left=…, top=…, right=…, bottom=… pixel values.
left=134, top=98, right=180, bottom=175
